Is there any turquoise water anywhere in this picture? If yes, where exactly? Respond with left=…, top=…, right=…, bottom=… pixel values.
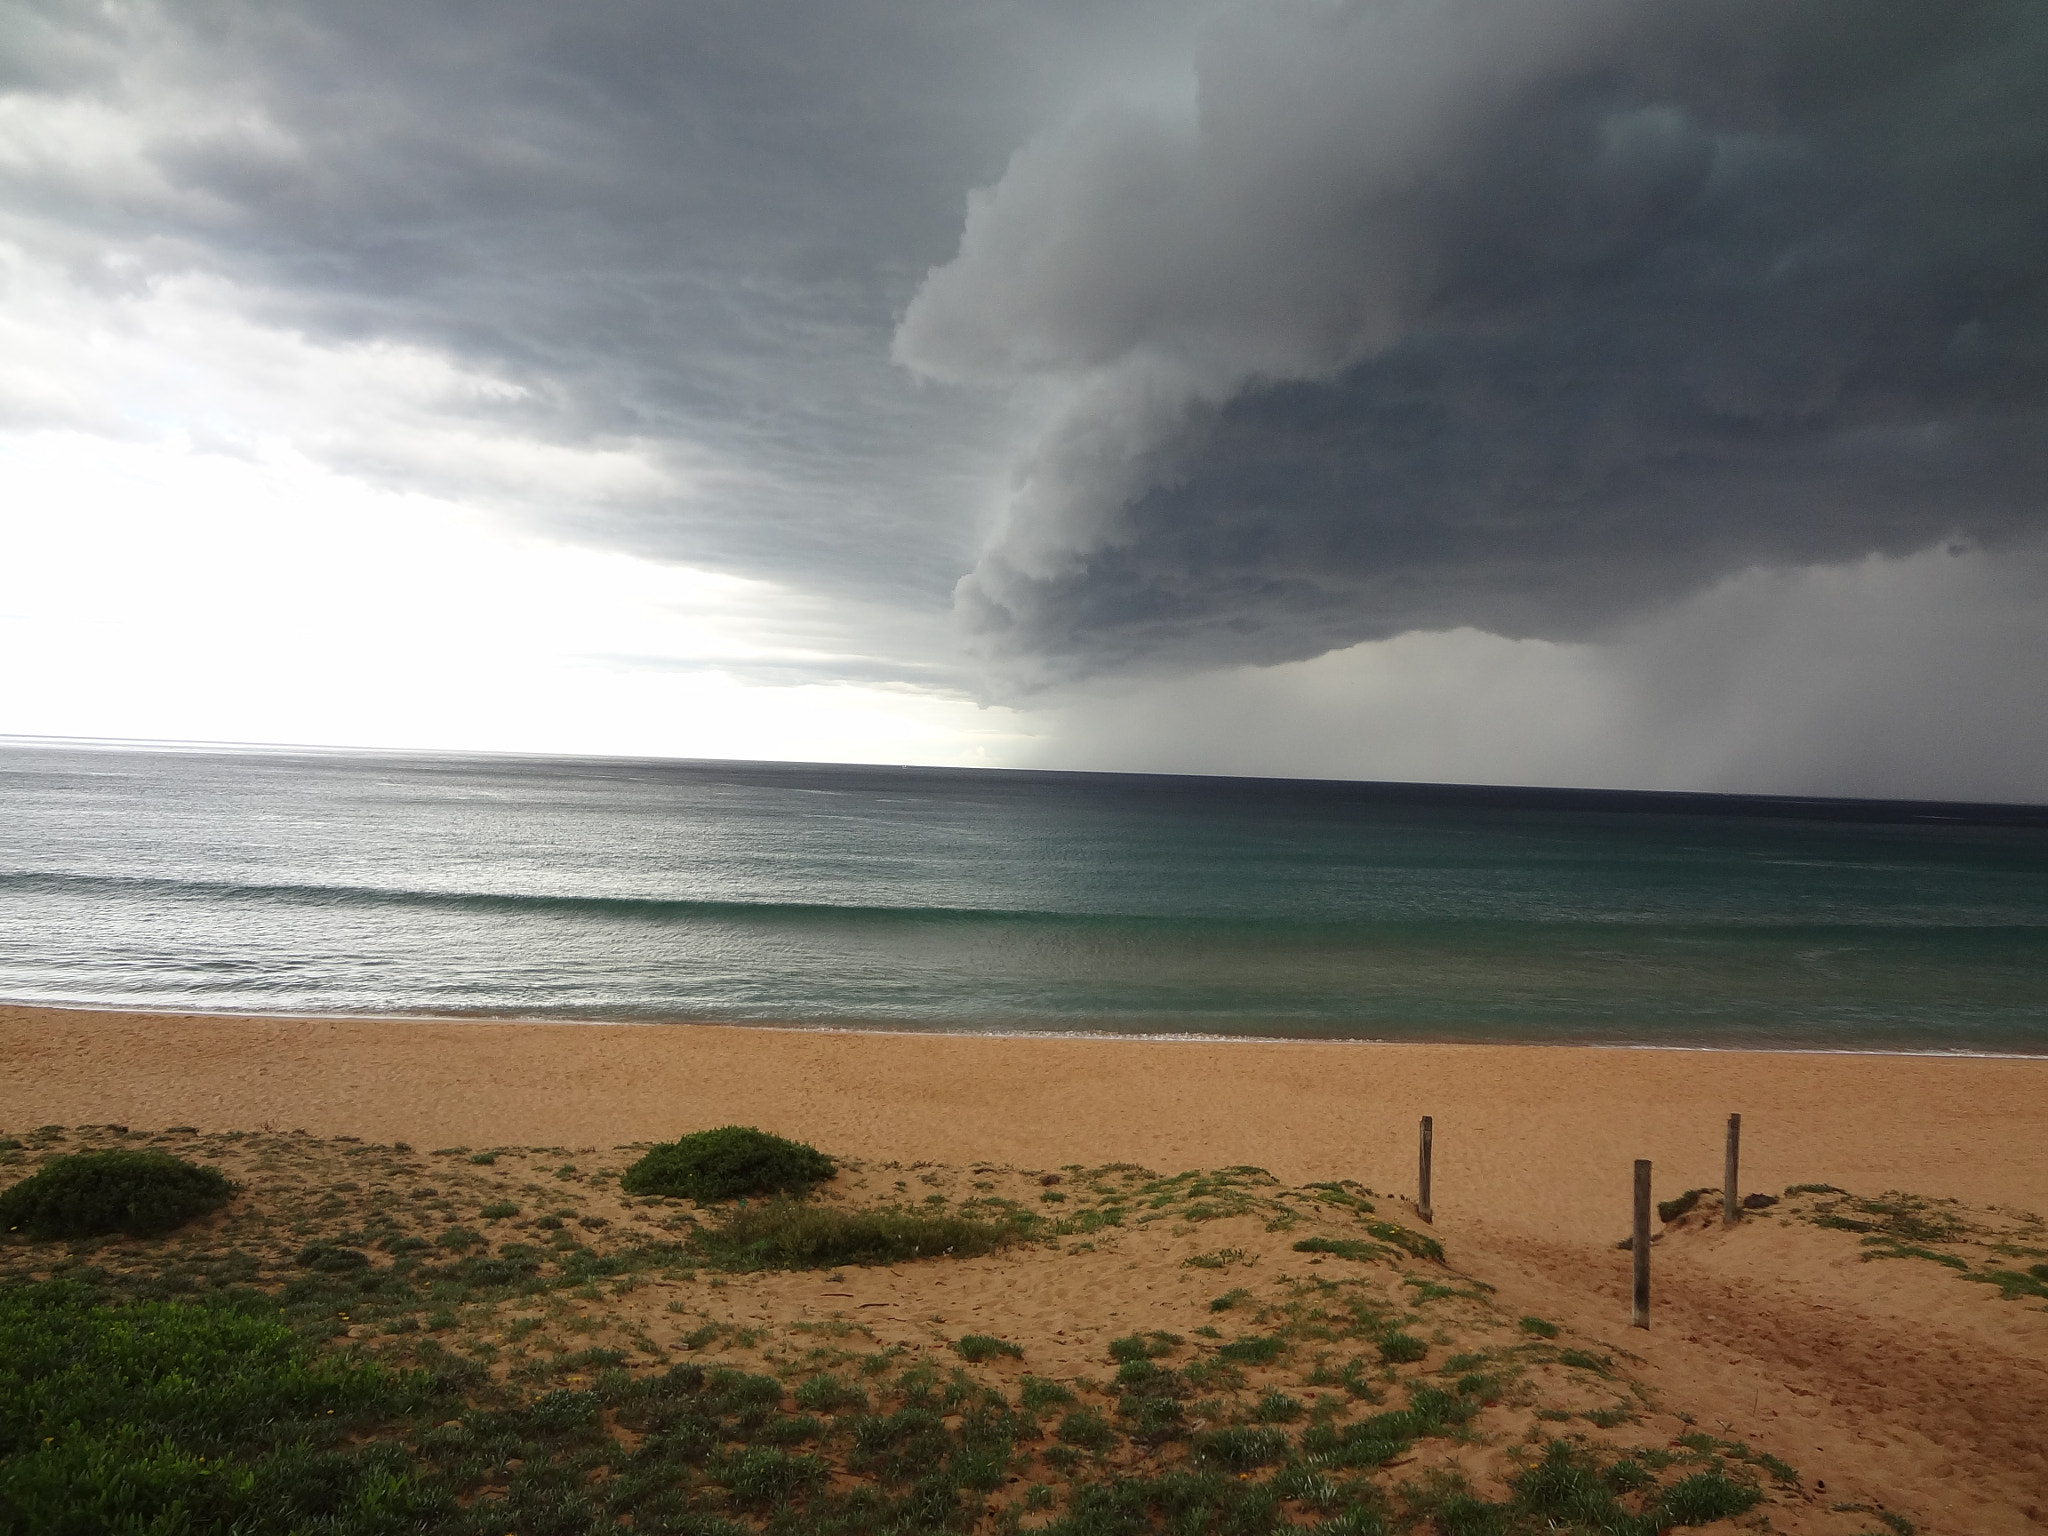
left=2, top=744, right=2045, bottom=1051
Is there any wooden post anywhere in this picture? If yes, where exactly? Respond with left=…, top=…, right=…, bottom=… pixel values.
left=1723, top=1113, right=1741, bottom=1226
left=1417, top=1116, right=1434, bottom=1225
left=1632, top=1159, right=1651, bottom=1329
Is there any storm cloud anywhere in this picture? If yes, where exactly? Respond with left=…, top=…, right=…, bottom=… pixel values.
left=7, top=0, right=2048, bottom=793
left=902, top=0, right=2048, bottom=681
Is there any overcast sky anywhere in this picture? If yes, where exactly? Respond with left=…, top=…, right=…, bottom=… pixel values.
left=3, top=0, right=2045, bottom=799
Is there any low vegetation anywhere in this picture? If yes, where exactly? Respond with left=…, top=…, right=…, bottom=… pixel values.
left=0, top=1125, right=1835, bottom=1533
left=693, top=1200, right=1023, bottom=1271
left=1777, top=1184, right=2048, bottom=1303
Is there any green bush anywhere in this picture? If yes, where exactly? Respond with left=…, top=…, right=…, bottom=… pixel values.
left=621, top=1126, right=836, bottom=1202
left=0, top=1150, right=233, bottom=1238
left=1658, top=1188, right=1709, bottom=1223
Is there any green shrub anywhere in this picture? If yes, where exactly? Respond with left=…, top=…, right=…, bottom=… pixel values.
left=954, top=1334, right=1023, bottom=1363
left=620, top=1127, right=835, bottom=1202
left=0, top=1150, right=233, bottom=1238
left=1517, top=1315, right=1560, bottom=1338
left=1658, top=1188, right=1709, bottom=1223
left=479, top=1201, right=519, bottom=1220
left=692, top=1201, right=1018, bottom=1270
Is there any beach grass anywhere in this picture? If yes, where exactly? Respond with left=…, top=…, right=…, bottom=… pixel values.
left=0, top=1122, right=1863, bottom=1535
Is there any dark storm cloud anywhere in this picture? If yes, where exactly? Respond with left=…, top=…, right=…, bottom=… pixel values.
left=1, top=0, right=1198, bottom=607
left=903, top=0, right=2048, bottom=681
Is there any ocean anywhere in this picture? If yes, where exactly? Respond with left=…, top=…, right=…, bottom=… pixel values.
left=3, top=743, right=2046, bottom=1053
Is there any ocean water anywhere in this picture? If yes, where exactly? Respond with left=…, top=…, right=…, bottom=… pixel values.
left=3, top=743, right=2046, bottom=1053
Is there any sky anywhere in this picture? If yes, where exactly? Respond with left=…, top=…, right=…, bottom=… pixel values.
left=3, top=0, right=2046, bottom=800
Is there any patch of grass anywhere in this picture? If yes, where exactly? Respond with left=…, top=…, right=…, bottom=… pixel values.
left=1516, top=1315, right=1559, bottom=1338
left=1215, top=1333, right=1285, bottom=1365
left=1859, top=1237, right=1969, bottom=1270
left=0, top=1150, right=234, bottom=1239
left=1965, top=1263, right=2048, bottom=1301
left=479, top=1201, right=520, bottom=1220
left=1805, top=1191, right=1966, bottom=1246
left=1251, top=1389, right=1305, bottom=1423
left=793, top=1372, right=867, bottom=1412
left=1056, top=1407, right=1118, bottom=1451
left=1020, top=1376, right=1075, bottom=1413
left=953, top=1333, right=1023, bottom=1363
left=1182, top=1247, right=1254, bottom=1270
left=1295, top=1223, right=1444, bottom=1267
left=620, top=1126, right=836, bottom=1203
left=1292, top=1236, right=1385, bottom=1264
left=1507, top=1440, right=1760, bottom=1533
left=691, top=1200, right=1020, bottom=1270
left=1659, top=1467, right=1762, bottom=1524
left=1191, top=1424, right=1290, bottom=1470
left=0, top=1280, right=445, bottom=1534
left=1109, top=1331, right=1182, bottom=1363
left=1209, top=1287, right=1252, bottom=1312
left=1363, top=1220, right=1444, bottom=1264
left=1377, top=1331, right=1427, bottom=1365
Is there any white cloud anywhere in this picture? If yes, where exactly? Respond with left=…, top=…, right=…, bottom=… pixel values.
left=0, top=244, right=1027, bottom=764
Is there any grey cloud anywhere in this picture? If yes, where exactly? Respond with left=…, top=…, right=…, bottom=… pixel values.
left=905, top=0, right=2048, bottom=682
left=1028, top=544, right=2048, bottom=802
left=2, top=0, right=1202, bottom=613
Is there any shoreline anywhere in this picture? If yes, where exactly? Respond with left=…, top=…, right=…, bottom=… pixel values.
left=6, top=1002, right=2046, bottom=1248
left=8, top=996, right=2046, bottom=1060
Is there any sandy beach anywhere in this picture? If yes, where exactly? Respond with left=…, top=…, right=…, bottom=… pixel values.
left=5, top=1003, right=2045, bottom=1245
left=5, top=1003, right=2047, bottom=1531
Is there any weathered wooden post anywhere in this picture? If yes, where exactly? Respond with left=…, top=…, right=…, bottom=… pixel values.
left=1417, top=1116, right=1434, bottom=1225
left=1632, top=1159, right=1651, bottom=1329
left=1723, top=1113, right=1741, bottom=1226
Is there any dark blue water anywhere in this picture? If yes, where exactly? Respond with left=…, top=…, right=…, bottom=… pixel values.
left=4, top=743, right=2046, bottom=1051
